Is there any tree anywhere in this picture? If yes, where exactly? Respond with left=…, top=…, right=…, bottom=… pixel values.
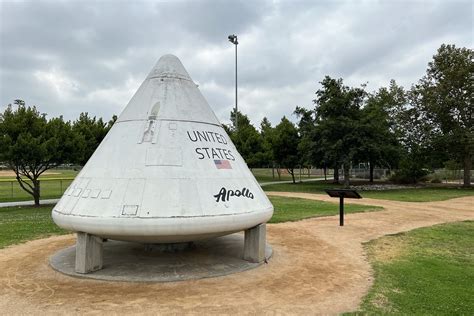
left=414, top=44, right=473, bottom=187
left=259, top=117, right=275, bottom=172
left=228, top=110, right=264, bottom=168
left=294, top=106, right=315, bottom=177
left=294, top=107, right=332, bottom=181
left=309, top=127, right=331, bottom=180
left=386, top=86, right=439, bottom=184
left=272, top=116, right=300, bottom=183
left=73, top=112, right=115, bottom=164
left=0, top=100, right=79, bottom=206
left=313, top=76, right=366, bottom=187
left=359, top=81, right=404, bottom=182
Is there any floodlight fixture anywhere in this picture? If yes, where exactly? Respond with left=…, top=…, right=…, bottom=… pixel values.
left=228, top=34, right=238, bottom=45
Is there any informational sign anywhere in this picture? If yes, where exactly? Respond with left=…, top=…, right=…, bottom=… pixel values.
left=325, top=189, right=362, bottom=226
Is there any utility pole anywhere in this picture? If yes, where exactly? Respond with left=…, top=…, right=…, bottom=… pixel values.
left=228, top=34, right=238, bottom=130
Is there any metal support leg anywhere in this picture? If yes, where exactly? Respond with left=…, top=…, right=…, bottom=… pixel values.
left=340, top=196, right=344, bottom=226
left=75, top=232, right=103, bottom=274
left=244, top=224, right=266, bottom=263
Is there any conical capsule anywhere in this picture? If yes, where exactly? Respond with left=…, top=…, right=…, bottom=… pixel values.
left=52, top=55, right=273, bottom=243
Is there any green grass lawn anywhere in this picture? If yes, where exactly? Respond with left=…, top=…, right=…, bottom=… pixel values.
left=362, top=187, right=474, bottom=202
left=0, top=205, right=68, bottom=249
left=268, top=196, right=382, bottom=223
left=0, top=168, right=77, bottom=203
left=354, top=221, right=474, bottom=314
left=263, top=181, right=474, bottom=202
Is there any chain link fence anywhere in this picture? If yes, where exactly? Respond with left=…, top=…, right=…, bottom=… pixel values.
left=0, top=178, right=74, bottom=202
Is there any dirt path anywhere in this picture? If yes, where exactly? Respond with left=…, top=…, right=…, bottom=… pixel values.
left=0, top=193, right=472, bottom=315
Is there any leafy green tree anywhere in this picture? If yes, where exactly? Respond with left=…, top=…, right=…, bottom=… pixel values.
left=294, top=108, right=332, bottom=181
left=73, top=112, right=115, bottom=164
left=313, top=76, right=366, bottom=187
left=414, top=44, right=473, bottom=187
left=272, top=116, right=300, bottom=183
left=228, top=110, right=264, bottom=168
left=294, top=106, right=315, bottom=177
left=385, top=88, right=434, bottom=183
left=359, top=81, right=404, bottom=182
left=0, top=100, right=79, bottom=206
left=222, top=123, right=233, bottom=136
left=309, top=126, right=332, bottom=180
left=259, top=117, right=275, bottom=169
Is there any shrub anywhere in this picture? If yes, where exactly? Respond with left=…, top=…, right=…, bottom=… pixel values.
left=390, top=159, right=430, bottom=184
left=429, top=173, right=443, bottom=183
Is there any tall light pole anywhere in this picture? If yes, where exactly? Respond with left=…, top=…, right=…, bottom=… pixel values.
left=228, top=34, right=238, bottom=130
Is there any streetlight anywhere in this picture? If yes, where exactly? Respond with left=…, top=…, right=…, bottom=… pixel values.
left=228, top=34, right=238, bottom=130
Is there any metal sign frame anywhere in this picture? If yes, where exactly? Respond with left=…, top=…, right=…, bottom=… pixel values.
left=325, top=189, right=362, bottom=226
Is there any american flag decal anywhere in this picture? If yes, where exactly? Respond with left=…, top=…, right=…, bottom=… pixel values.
left=214, top=160, right=232, bottom=169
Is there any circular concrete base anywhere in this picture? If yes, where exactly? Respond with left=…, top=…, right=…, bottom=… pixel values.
left=50, top=233, right=272, bottom=282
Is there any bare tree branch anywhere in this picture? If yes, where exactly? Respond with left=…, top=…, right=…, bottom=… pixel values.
left=16, top=176, right=34, bottom=196
left=37, top=162, right=53, bottom=176
left=19, top=165, right=35, bottom=181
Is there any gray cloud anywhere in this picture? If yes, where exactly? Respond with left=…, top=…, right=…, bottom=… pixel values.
left=1, top=0, right=472, bottom=126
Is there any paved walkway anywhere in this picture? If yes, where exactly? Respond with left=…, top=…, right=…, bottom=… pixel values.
left=0, top=192, right=472, bottom=314
left=0, top=198, right=60, bottom=208
left=0, top=199, right=59, bottom=208
left=259, top=177, right=323, bottom=186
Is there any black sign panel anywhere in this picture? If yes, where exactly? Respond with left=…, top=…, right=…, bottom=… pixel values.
left=325, top=189, right=362, bottom=199
left=325, top=189, right=362, bottom=226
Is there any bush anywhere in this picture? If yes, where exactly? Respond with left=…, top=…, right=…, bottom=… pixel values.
left=429, top=173, right=443, bottom=183
left=390, top=160, right=430, bottom=184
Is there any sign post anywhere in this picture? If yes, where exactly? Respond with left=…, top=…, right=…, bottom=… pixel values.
left=325, top=189, right=362, bottom=226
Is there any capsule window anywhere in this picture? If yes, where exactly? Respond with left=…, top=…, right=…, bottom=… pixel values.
left=122, top=205, right=138, bottom=216
left=82, top=189, right=91, bottom=198
left=90, top=189, right=101, bottom=198
left=101, top=190, right=112, bottom=199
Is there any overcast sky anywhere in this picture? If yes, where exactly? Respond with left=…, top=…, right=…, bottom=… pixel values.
left=0, top=0, right=472, bottom=126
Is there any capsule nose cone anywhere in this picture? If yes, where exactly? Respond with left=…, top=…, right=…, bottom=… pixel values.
left=147, top=54, right=192, bottom=81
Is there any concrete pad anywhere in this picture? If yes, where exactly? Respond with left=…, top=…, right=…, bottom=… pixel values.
left=50, top=233, right=272, bottom=282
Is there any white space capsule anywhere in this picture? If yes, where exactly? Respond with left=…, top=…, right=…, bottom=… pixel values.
left=52, top=54, right=274, bottom=243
